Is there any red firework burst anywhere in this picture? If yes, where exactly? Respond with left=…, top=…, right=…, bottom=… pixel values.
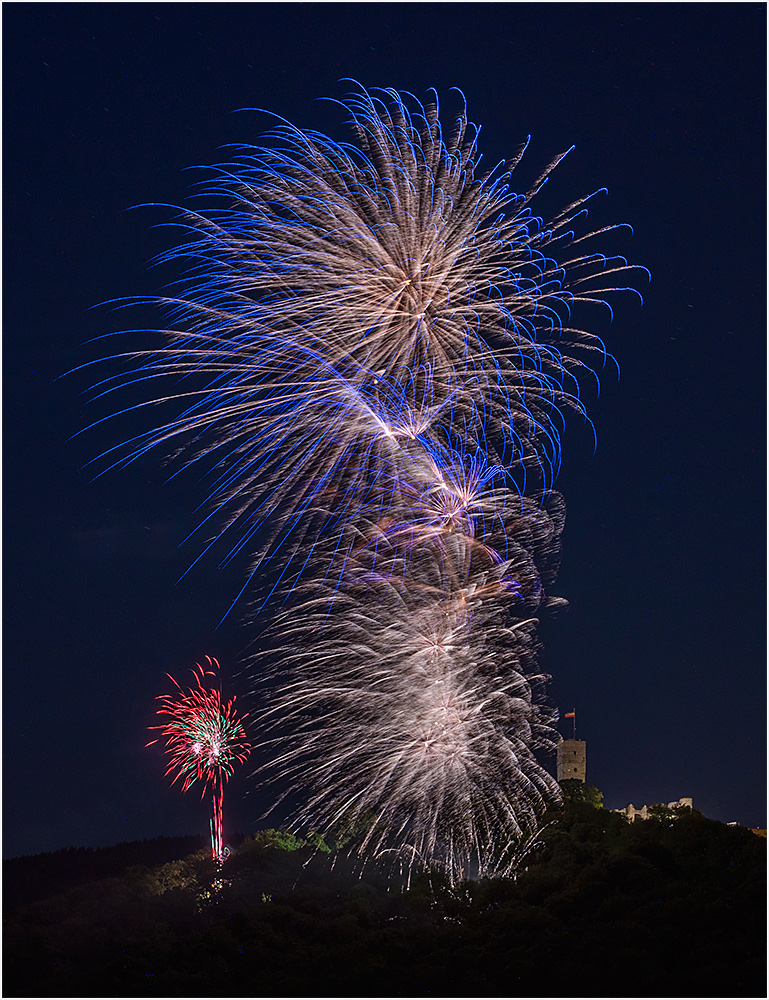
left=148, top=655, right=250, bottom=859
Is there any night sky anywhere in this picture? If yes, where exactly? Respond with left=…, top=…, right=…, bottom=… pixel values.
left=4, top=4, right=765, bottom=859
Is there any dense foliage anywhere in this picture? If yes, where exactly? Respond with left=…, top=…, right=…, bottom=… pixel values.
left=4, top=806, right=765, bottom=997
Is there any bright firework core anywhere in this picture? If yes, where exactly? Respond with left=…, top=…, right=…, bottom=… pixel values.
left=147, top=656, right=251, bottom=861
left=103, top=85, right=645, bottom=883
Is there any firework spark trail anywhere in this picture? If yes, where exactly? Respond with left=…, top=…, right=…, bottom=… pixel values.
left=256, top=492, right=567, bottom=881
left=98, top=86, right=644, bottom=881
left=147, top=656, right=251, bottom=860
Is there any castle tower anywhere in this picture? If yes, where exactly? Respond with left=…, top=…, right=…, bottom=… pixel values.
left=557, top=739, right=586, bottom=782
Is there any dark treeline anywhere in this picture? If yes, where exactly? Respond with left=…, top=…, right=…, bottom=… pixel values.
left=3, top=834, right=210, bottom=912
left=3, top=804, right=765, bottom=997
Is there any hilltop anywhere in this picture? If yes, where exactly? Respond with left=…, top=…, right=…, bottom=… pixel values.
left=3, top=805, right=765, bottom=997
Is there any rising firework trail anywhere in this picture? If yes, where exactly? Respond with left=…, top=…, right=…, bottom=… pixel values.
left=148, top=656, right=251, bottom=860
left=96, top=85, right=645, bottom=882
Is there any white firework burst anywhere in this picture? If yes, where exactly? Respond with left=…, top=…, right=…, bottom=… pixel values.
left=92, top=85, right=644, bottom=883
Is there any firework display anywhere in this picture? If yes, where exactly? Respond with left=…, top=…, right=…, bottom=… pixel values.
left=107, top=87, right=643, bottom=881
left=147, top=656, right=251, bottom=859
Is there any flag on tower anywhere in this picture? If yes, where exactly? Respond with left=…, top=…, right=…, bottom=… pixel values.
left=564, top=711, right=576, bottom=718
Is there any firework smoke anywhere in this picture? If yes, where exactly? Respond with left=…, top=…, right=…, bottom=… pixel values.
left=101, top=86, right=644, bottom=881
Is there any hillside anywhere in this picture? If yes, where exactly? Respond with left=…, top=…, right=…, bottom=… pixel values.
left=3, top=806, right=765, bottom=997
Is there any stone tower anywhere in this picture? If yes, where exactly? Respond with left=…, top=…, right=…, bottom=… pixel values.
left=557, top=739, right=586, bottom=782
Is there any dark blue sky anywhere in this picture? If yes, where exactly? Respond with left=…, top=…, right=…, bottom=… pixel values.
left=4, top=3, right=766, bottom=858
